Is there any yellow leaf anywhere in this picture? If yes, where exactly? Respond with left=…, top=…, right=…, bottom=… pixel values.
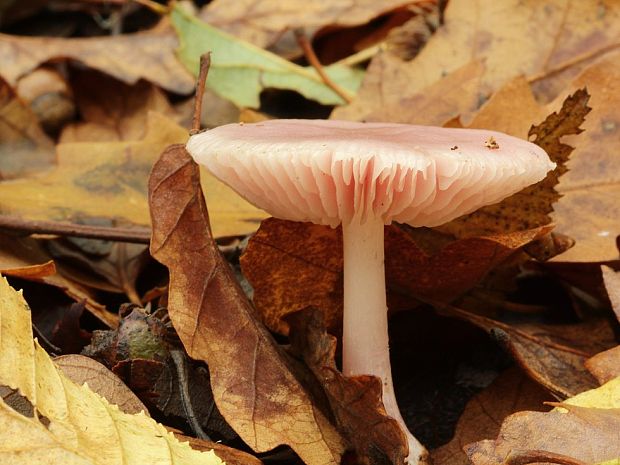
left=563, top=377, right=620, bottom=410
left=0, top=275, right=224, bottom=465
left=0, top=112, right=266, bottom=237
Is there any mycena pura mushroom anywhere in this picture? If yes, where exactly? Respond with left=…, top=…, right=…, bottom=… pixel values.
left=186, top=119, right=555, bottom=464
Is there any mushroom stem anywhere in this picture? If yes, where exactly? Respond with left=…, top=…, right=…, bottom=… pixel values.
left=342, top=218, right=428, bottom=465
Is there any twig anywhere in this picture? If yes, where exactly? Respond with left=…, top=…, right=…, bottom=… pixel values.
left=294, top=29, right=354, bottom=104
left=191, top=52, right=212, bottom=135
left=0, top=215, right=151, bottom=244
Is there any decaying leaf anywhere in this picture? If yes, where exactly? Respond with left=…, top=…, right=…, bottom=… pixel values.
left=172, top=5, right=364, bottom=108
left=0, top=75, right=54, bottom=179
left=60, top=71, right=175, bottom=143
left=0, top=112, right=265, bottom=238
left=549, top=54, right=620, bottom=262
left=149, top=145, right=346, bottom=465
left=602, top=265, right=620, bottom=322
left=438, top=88, right=590, bottom=238
left=432, top=368, right=550, bottom=465
left=335, top=0, right=620, bottom=121
left=0, top=21, right=194, bottom=94
left=287, top=307, right=408, bottom=465
left=201, top=0, right=425, bottom=49
left=586, top=347, right=620, bottom=385
left=54, top=354, right=148, bottom=415
left=0, top=276, right=225, bottom=465
left=465, top=378, right=620, bottom=465
left=337, top=56, right=485, bottom=125
left=241, top=218, right=552, bottom=334
left=0, top=234, right=117, bottom=327
left=435, top=302, right=616, bottom=398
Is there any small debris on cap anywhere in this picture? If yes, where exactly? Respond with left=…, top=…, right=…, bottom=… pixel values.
left=485, top=136, right=499, bottom=149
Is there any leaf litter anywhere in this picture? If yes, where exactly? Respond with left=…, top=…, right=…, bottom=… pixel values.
left=1, top=2, right=620, bottom=465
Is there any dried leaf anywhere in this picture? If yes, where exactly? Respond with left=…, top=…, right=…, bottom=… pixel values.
left=586, top=347, right=620, bottom=385
left=602, top=265, right=620, bottom=322
left=54, top=354, right=147, bottom=415
left=335, top=0, right=620, bottom=121
left=465, top=379, right=620, bottom=465
left=60, top=71, right=175, bottom=143
left=0, top=112, right=264, bottom=237
left=435, top=302, right=616, bottom=398
left=0, top=234, right=117, bottom=327
left=287, top=307, right=408, bottom=465
left=0, top=21, right=194, bottom=94
left=0, top=75, right=54, bottom=179
left=149, top=145, right=345, bottom=465
left=372, top=59, right=484, bottom=125
left=432, top=368, right=550, bottom=465
left=172, top=5, right=364, bottom=108
left=0, top=276, right=225, bottom=465
left=45, top=239, right=151, bottom=305
left=241, top=218, right=551, bottom=334
left=438, top=88, right=590, bottom=238
left=549, top=54, right=620, bottom=261
left=201, top=0, right=425, bottom=49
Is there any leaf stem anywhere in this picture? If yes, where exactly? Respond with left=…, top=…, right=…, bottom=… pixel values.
left=294, top=30, right=354, bottom=104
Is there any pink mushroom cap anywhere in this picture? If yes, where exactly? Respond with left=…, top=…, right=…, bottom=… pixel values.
left=186, top=119, right=555, bottom=227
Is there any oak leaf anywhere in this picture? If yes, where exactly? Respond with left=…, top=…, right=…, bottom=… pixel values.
left=149, top=145, right=346, bottom=465
left=0, top=275, right=225, bottom=465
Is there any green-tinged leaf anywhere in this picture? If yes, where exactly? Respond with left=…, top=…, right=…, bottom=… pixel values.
left=171, top=5, right=364, bottom=108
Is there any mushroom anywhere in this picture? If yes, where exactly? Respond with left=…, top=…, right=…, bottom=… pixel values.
left=186, top=119, right=555, bottom=464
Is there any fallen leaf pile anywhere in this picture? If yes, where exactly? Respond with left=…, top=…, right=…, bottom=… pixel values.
left=1, top=1, right=619, bottom=465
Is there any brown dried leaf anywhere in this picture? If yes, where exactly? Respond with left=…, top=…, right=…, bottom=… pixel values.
left=149, top=145, right=345, bottom=465
left=54, top=354, right=147, bottom=415
left=432, top=368, right=550, bottom=465
left=0, top=76, right=54, bottom=179
left=586, top=347, right=620, bottom=386
left=0, top=21, right=193, bottom=94
left=438, top=88, right=590, bottom=238
left=548, top=54, right=620, bottom=262
left=60, top=71, right=175, bottom=143
left=176, top=434, right=264, bottom=465
left=602, top=265, right=620, bottom=322
left=466, top=403, right=620, bottom=465
left=334, top=0, right=620, bottom=122
left=0, top=234, right=117, bottom=327
left=287, top=308, right=408, bottom=465
left=241, top=218, right=551, bottom=334
left=435, top=302, right=616, bottom=398
left=201, top=0, right=424, bottom=49
left=360, top=60, right=485, bottom=126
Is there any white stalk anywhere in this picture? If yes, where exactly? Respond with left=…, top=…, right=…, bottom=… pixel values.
left=342, top=217, right=428, bottom=464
